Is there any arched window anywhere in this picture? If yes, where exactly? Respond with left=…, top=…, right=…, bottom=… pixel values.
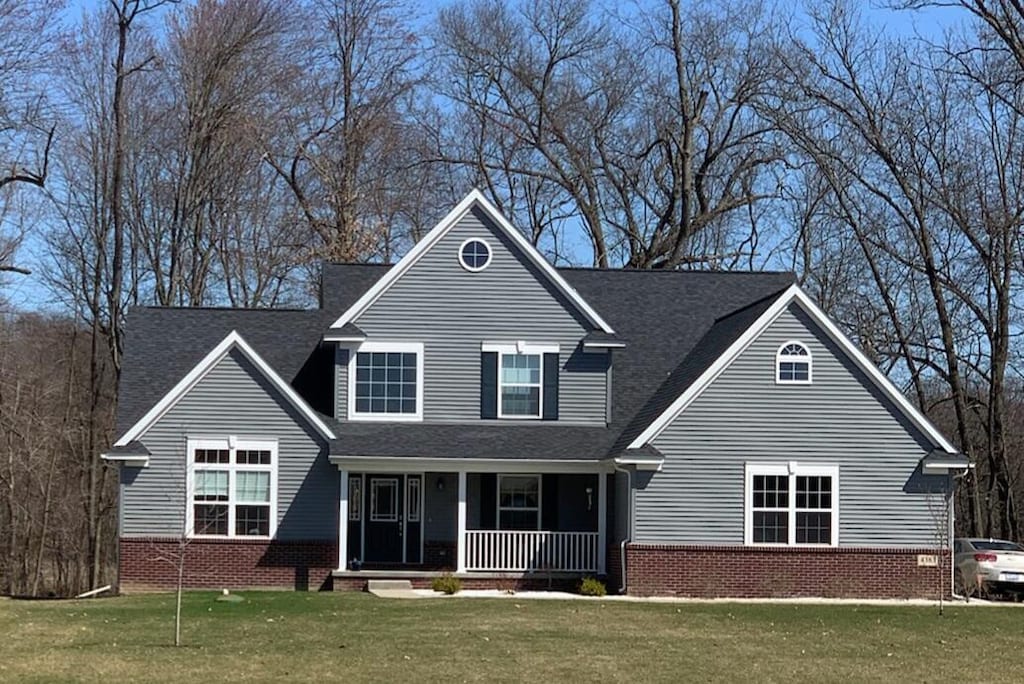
left=776, top=341, right=812, bottom=384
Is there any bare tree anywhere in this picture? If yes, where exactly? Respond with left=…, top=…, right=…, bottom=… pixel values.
left=766, top=0, right=1024, bottom=538
left=263, top=0, right=427, bottom=263
left=433, top=0, right=782, bottom=268
left=0, top=0, right=61, bottom=275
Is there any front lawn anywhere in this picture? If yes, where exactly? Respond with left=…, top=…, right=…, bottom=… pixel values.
left=1, top=592, right=1019, bottom=682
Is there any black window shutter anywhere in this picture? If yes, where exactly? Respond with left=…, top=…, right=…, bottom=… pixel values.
left=481, top=474, right=497, bottom=529
left=542, top=352, right=559, bottom=421
left=481, top=352, right=498, bottom=419
left=541, top=474, right=558, bottom=530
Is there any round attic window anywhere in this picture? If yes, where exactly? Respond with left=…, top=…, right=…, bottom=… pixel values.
left=459, top=238, right=492, bottom=272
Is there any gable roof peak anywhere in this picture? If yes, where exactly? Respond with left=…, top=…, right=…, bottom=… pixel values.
left=114, top=329, right=336, bottom=446
left=328, top=189, right=614, bottom=333
left=627, top=283, right=957, bottom=454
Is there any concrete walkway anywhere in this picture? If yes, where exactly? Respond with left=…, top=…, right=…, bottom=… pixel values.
left=366, top=579, right=424, bottom=599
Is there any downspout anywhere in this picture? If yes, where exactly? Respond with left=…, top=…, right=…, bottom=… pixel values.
left=613, top=464, right=633, bottom=594
left=949, top=468, right=971, bottom=601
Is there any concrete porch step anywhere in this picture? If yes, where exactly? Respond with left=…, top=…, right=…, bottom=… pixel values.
left=366, top=579, right=414, bottom=592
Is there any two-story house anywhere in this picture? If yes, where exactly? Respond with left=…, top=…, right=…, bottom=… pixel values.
left=103, top=190, right=968, bottom=598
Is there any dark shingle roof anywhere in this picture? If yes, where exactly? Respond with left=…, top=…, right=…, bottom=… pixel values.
left=102, top=440, right=151, bottom=456
left=320, top=263, right=390, bottom=314
left=116, top=308, right=334, bottom=435
left=559, top=268, right=794, bottom=434
left=329, top=422, right=616, bottom=460
left=115, top=264, right=795, bottom=459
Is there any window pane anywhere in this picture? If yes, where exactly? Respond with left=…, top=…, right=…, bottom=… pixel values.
left=355, top=350, right=417, bottom=414
left=501, top=386, right=540, bottom=416
left=796, top=476, right=831, bottom=510
left=796, top=512, right=831, bottom=544
left=194, top=504, right=228, bottom=535
left=407, top=478, right=421, bottom=522
left=781, top=343, right=808, bottom=356
left=348, top=478, right=362, bottom=521
left=779, top=361, right=809, bottom=382
left=499, top=476, right=539, bottom=509
left=752, top=511, right=788, bottom=543
left=499, top=509, right=538, bottom=530
left=753, top=474, right=788, bottom=509
left=195, top=470, right=228, bottom=500
left=236, top=471, right=270, bottom=503
left=236, top=449, right=271, bottom=465
left=370, top=479, right=399, bottom=522
left=235, top=505, right=269, bottom=536
left=195, top=448, right=229, bottom=464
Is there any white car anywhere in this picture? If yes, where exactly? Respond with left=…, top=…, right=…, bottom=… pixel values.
left=954, top=538, right=1024, bottom=598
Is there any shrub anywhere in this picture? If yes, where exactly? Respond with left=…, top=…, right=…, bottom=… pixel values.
left=431, top=573, right=462, bottom=595
left=578, top=577, right=607, bottom=597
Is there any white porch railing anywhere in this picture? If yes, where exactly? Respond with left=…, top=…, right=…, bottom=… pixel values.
left=464, top=530, right=599, bottom=573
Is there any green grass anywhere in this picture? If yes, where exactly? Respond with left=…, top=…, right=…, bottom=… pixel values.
left=1, top=592, right=1021, bottom=682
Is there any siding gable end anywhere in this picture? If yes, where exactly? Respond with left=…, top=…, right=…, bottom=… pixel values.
left=628, top=285, right=956, bottom=453
left=330, top=189, right=613, bottom=333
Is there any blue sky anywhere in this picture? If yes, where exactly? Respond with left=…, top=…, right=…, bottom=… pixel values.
left=2, top=0, right=969, bottom=313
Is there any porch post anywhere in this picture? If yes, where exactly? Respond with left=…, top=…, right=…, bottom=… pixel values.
left=456, top=470, right=467, bottom=573
left=338, top=469, right=349, bottom=571
left=597, top=471, right=607, bottom=575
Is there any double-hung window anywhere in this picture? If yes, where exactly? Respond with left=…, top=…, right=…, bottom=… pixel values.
left=481, top=342, right=559, bottom=420
left=348, top=342, right=424, bottom=421
left=498, top=475, right=540, bottom=530
left=745, top=463, right=837, bottom=546
left=500, top=353, right=542, bottom=417
left=188, top=438, right=276, bottom=538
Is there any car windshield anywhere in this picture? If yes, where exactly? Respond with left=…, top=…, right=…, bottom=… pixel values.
left=971, top=541, right=1024, bottom=552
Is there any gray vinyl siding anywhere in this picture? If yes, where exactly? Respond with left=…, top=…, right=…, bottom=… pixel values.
left=120, top=349, right=336, bottom=540
left=640, top=304, right=944, bottom=548
left=424, top=472, right=457, bottom=542
left=334, top=347, right=349, bottom=419
left=340, top=206, right=608, bottom=424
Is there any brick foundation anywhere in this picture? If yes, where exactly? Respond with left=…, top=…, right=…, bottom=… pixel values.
left=623, top=544, right=950, bottom=599
left=119, top=537, right=337, bottom=592
left=423, top=541, right=457, bottom=569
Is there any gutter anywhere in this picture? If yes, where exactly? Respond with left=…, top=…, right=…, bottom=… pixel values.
left=949, top=468, right=972, bottom=602
left=613, top=464, right=634, bottom=594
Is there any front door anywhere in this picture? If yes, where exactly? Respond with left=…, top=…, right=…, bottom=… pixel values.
left=364, top=475, right=403, bottom=563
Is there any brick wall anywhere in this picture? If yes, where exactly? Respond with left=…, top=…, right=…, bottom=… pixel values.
left=119, top=537, right=337, bottom=592
left=624, top=544, right=950, bottom=599
left=423, top=541, right=457, bottom=569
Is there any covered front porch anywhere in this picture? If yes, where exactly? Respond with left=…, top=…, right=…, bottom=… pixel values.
left=331, top=458, right=611, bottom=577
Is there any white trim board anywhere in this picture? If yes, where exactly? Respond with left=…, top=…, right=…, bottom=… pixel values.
left=329, top=189, right=614, bottom=334
left=626, top=284, right=958, bottom=453
left=114, top=330, right=336, bottom=446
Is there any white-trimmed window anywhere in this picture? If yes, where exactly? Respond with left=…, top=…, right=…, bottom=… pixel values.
left=498, top=474, right=541, bottom=530
left=500, top=353, right=542, bottom=417
left=348, top=342, right=424, bottom=421
left=776, top=341, right=812, bottom=384
left=481, top=342, right=559, bottom=420
left=458, top=237, right=492, bottom=272
left=188, top=438, right=277, bottom=538
left=744, top=462, right=838, bottom=546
